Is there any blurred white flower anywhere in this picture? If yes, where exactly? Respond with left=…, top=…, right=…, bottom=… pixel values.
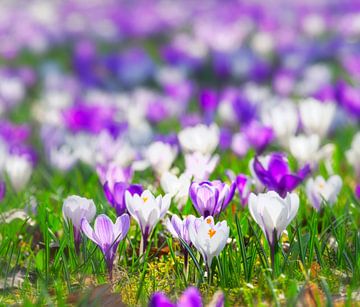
left=346, top=132, right=360, bottom=177
left=145, top=142, right=177, bottom=175
left=185, top=152, right=219, bottom=181
left=5, top=156, right=33, bottom=192
left=160, top=171, right=191, bottom=209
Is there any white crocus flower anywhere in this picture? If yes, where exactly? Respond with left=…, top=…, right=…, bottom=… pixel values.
left=178, top=123, right=219, bottom=155
left=346, top=132, right=360, bottom=177
left=248, top=191, right=299, bottom=246
left=160, top=171, right=191, bottom=209
left=62, top=195, right=96, bottom=247
left=184, top=152, right=219, bottom=181
left=5, top=155, right=33, bottom=192
left=125, top=190, right=171, bottom=254
left=189, top=216, right=229, bottom=268
left=289, top=134, right=320, bottom=166
left=306, top=175, right=342, bottom=211
left=145, top=142, right=177, bottom=176
left=262, top=102, right=299, bottom=147
left=299, top=98, right=336, bottom=138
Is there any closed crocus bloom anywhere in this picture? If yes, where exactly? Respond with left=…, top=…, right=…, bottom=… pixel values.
left=178, top=123, right=219, bottom=155
left=145, top=141, right=177, bottom=175
left=248, top=191, right=299, bottom=247
left=299, top=98, right=335, bottom=138
left=190, top=180, right=235, bottom=217
left=235, top=174, right=253, bottom=206
left=81, top=214, right=129, bottom=280
left=160, top=172, right=191, bottom=209
left=289, top=134, right=320, bottom=166
left=5, top=155, right=33, bottom=192
left=189, top=216, right=229, bottom=268
left=125, top=190, right=171, bottom=254
left=165, top=215, right=195, bottom=245
left=306, top=175, right=342, bottom=211
left=262, top=102, right=299, bottom=147
left=185, top=152, right=219, bottom=181
left=62, top=195, right=96, bottom=250
left=346, top=132, right=360, bottom=177
left=103, top=181, right=142, bottom=216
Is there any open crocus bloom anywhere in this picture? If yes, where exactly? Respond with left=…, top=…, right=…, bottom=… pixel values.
left=189, top=216, right=229, bottom=268
left=248, top=191, right=299, bottom=246
left=306, top=175, right=342, bottom=211
left=189, top=180, right=235, bottom=217
left=160, top=171, right=191, bottom=209
left=252, top=153, right=310, bottom=197
left=299, top=98, right=336, bottom=138
left=125, top=189, right=171, bottom=253
left=103, top=181, right=142, bottom=216
left=81, top=214, right=130, bottom=279
left=62, top=195, right=96, bottom=249
left=178, top=123, right=219, bottom=155
left=184, top=152, right=219, bottom=181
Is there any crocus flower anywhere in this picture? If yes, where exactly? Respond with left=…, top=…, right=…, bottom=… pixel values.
left=262, top=102, right=299, bottom=147
left=355, top=184, right=360, bottom=199
left=189, top=216, right=229, bottom=269
left=125, top=190, right=171, bottom=255
left=189, top=180, right=235, bottom=217
left=243, top=121, right=273, bottom=154
left=299, top=98, right=335, bottom=138
left=0, top=181, right=5, bottom=201
left=178, top=124, right=219, bottom=155
left=248, top=191, right=299, bottom=269
left=165, top=214, right=196, bottom=274
left=81, top=214, right=130, bottom=280
left=150, top=287, right=225, bottom=307
left=306, top=175, right=342, bottom=211
left=289, top=134, right=320, bottom=166
left=252, top=153, right=310, bottom=197
left=62, top=195, right=96, bottom=251
left=160, top=172, right=191, bottom=209
left=144, top=141, right=177, bottom=176
left=97, top=164, right=133, bottom=188
left=5, top=155, right=33, bottom=192
left=103, top=182, right=143, bottom=216
left=184, top=152, right=219, bottom=181
left=235, top=174, right=252, bottom=206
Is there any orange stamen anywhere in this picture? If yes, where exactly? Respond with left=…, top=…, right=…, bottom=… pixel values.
left=208, top=229, right=216, bottom=238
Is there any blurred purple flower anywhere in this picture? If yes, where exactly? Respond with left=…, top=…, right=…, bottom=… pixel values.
left=232, top=94, right=257, bottom=126
left=199, top=89, right=219, bottom=123
left=0, top=181, right=6, bottom=202
left=336, top=81, right=360, bottom=119
left=189, top=180, right=235, bottom=217
left=253, top=153, right=310, bottom=197
left=103, top=181, right=143, bottom=216
left=219, top=128, right=233, bottom=150
left=150, top=287, right=203, bottom=307
left=355, top=184, right=360, bottom=200
left=81, top=214, right=130, bottom=280
left=243, top=121, right=273, bottom=153
left=235, top=174, right=252, bottom=207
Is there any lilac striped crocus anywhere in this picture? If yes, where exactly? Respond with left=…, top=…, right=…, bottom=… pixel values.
left=81, top=214, right=130, bottom=280
left=252, top=153, right=310, bottom=198
left=103, top=181, right=143, bottom=216
left=165, top=215, right=195, bottom=274
left=189, top=180, right=235, bottom=217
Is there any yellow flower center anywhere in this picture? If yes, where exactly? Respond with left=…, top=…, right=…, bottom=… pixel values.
left=206, top=218, right=212, bottom=224
left=208, top=229, right=216, bottom=238
left=142, top=196, right=149, bottom=203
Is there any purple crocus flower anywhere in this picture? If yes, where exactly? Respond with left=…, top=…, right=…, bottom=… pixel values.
left=0, top=181, right=6, bottom=201
left=235, top=174, right=252, bottom=207
left=243, top=121, right=273, bottom=154
left=150, top=287, right=224, bottom=307
left=103, top=181, right=143, bottom=216
left=81, top=214, right=130, bottom=280
left=252, top=153, right=310, bottom=198
left=189, top=180, right=236, bottom=217
left=199, top=89, right=218, bottom=123
left=355, top=184, right=360, bottom=200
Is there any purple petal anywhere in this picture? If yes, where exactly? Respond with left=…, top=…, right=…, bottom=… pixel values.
left=0, top=181, right=6, bottom=201
left=297, top=164, right=311, bottom=179
left=103, top=181, right=115, bottom=205
left=253, top=157, right=273, bottom=187
left=81, top=218, right=99, bottom=246
left=278, top=175, right=303, bottom=197
left=267, top=154, right=290, bottom=184
left=355, top=184, right=360, bottom=199
left=177, top=287, right=202, bottom=307
left=94, top=214, right=114, bottom=249
left=149, top=292, right=174, bottom=307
